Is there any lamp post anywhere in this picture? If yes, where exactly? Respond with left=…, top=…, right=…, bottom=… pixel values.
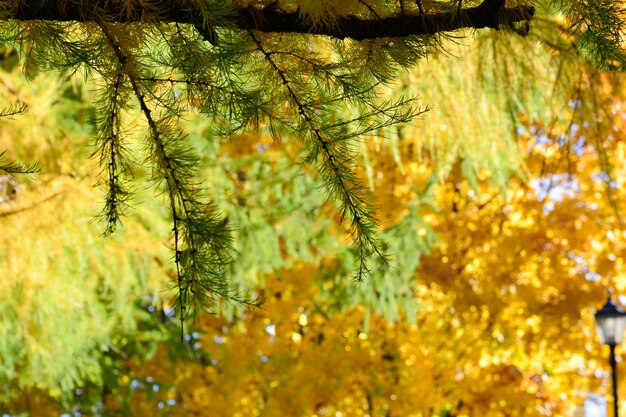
left=595, top=296, right=626, bottom=417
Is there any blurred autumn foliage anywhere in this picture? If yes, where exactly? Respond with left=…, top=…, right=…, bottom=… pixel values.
left=2, top=21, right=626, bottom=417
left=118, top=68, right=626, bottom=417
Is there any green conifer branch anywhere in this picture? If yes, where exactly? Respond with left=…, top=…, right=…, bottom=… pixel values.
left=93, top=73, right=133, bottom=235
left=563, top=0, right=626, bottom=69
left=249, top=32, right=410, bottom=281
left=0, top=105, right=37, bottom=175
left=96, top=20, right=260, bottom=337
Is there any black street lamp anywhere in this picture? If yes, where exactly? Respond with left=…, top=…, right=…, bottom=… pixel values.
left=595, top=296, right=626, bottom=417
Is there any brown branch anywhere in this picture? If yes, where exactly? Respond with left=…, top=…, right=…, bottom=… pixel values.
left=12, top=1, right=535, bottom=40
left=0, top=191, right=64, bottom=218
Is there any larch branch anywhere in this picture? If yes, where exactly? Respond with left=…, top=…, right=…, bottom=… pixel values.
left=12, top=0, right=535, bottom=39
